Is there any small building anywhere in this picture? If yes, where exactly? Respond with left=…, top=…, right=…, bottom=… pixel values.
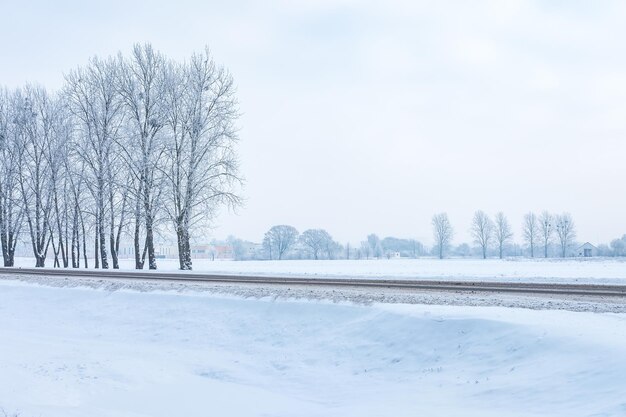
left=576, top=242, right=598, bottom=257
left=191, top=245, right=212, bottom=258
left=190, top=244, right=234, bottom=260
left=212, top=245, right=234, bottom=260
left=239, top=241, right=263, bottom=260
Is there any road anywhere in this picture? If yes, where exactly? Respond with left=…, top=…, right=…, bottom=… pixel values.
left=1, top=267, right=625, bottom=297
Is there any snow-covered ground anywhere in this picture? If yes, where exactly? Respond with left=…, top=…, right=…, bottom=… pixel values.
left=10, top=256, right=626, bottom=284
left=1, top=279, right=626, bottom=416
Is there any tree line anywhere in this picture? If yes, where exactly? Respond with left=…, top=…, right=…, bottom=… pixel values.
left=0, top=43, right=241, bottom=270
left=256, top=210, right=626, bottom=261
left=247, top=226, right=424, bottom=261
left=432, top=211, right=577, bottom=259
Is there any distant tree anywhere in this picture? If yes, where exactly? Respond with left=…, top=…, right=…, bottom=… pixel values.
left=432, top=213, right=453, bottom=259
left=508, top=243, right=524, bottom=257
left=522, top=212, right=538, bottom=258
left=345, top=242, right=351, bottom=259
left=360, top=241, right=371, bottom=259
left=381, top=236, right=424, bottom=258
left=538, top=211, right=553, bottom=258
left=471, top=210, right=494, bottom=259
left=262, top=234, right=272, bottom=260
left=227, top=236, right=247, bottom=261
left=610, top=237, right=626, bottom=256
left=596, top=243, right=612, bottom=257
left=300, top=229, right=333, bottom=260
left=263, top=225, right=298, bottom=260
left=409, top=239, right=424, bottom=258
left=454, top=243, right=471, bottom=257
left=367, top=234, right=383, bottom=258
left=555, top=213, right=576, bottom=257
left=324, top=240, right=342, bottom=260
left=494, top=212, right=513, bottom=259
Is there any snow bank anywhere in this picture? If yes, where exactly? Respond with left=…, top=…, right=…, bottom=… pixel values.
left=1, top=280, right=626, bottom=416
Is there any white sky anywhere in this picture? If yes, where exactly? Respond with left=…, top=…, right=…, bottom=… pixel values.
left=2, top=0, right=626, bottom=246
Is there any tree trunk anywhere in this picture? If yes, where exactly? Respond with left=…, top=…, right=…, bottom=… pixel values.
left=50, top=232, right=60, bottom=268
left=71, top=209, right=79, bottom=268
left=133, top=187, right=144, bottom=269
left=71, top=229, right=78, bottom=268
left=98, top=215, right=108, bottom=269
left=176, top=222, right=192, bottom=270
left=6, top=231, right=15, bottom=267
left=0, top=227, right=8, bottom=267
left=145, top=207, right=157, bottom=270
left=110, top=235, right=119, bottom=269
left=134, top=219, right=143, bottom=269
left=80, top=210, right=88, bottom=268
left=109, top=189, right=121, bottom=269
left=94, top=228, right=100, bottom=269
left=62, top=208, right=69, bottom=268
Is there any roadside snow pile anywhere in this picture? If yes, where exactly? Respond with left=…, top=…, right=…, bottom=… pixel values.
left=1, top=280, right=626, bottom=417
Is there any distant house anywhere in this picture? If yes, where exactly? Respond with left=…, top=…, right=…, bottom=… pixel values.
left=118, top=243, right=178, bottom=259
left=191, top=244, right=234, bottom=260
left=212, top=245, right=234, bottom=260
left=239, top=241, right=263, bottom=260
left=576, top=242, right=598, bottom=257
left=155, top=245, right=177, bottom=259
left=191, top=245, right=211, bottom=258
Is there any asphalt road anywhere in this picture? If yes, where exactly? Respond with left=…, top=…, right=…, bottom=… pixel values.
left=1, top=267, right=625, bottom=297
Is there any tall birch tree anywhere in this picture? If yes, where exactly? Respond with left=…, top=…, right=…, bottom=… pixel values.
left=117, top=43, right=167, bottom=270
left=65, top=56, right=126, bottom=269
left=0, top=89, right=24, bottom=266
left=162, top=48, right=241, bottom=270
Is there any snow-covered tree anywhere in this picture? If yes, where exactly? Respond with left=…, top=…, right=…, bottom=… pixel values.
left=1, top=44, right=241, bottom=269
left=65, top=56, right=127, bottom=269
left=0, top=89, right=24, bottom=266
left=14, top=86, right=57, bottom=267
left=523, top=212, right=538, bottom=258
left=161, top=47, right=241, bottom=270
left=367, top=234, right=383, bottom=259
left=359, top=241, right=370, bottom=259
left=555, top=213, right=576, bottom=258
left=494, top=212, right=513, bottom=259
left=538, top=211, right=553, bottom=258
left=610, top=236, right=626, bottom=256
left=300, top=229, right=333, bottom=260
left=471, top=210, right=494, bottom=259
left=264, top=225, right=298, bottom=260
left=45, top=100, right=73, bottom=268
left=117, top=43, right=167, bottom=270
left=432, top=212, right=453, bottom=259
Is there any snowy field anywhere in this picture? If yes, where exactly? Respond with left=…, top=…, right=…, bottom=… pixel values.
left=1, top=279, right=626, bottom=416
left=10, top=256, right=626, bottom=284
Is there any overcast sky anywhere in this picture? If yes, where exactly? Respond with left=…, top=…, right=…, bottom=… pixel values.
left=2, top=0, right=626, bottom=246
